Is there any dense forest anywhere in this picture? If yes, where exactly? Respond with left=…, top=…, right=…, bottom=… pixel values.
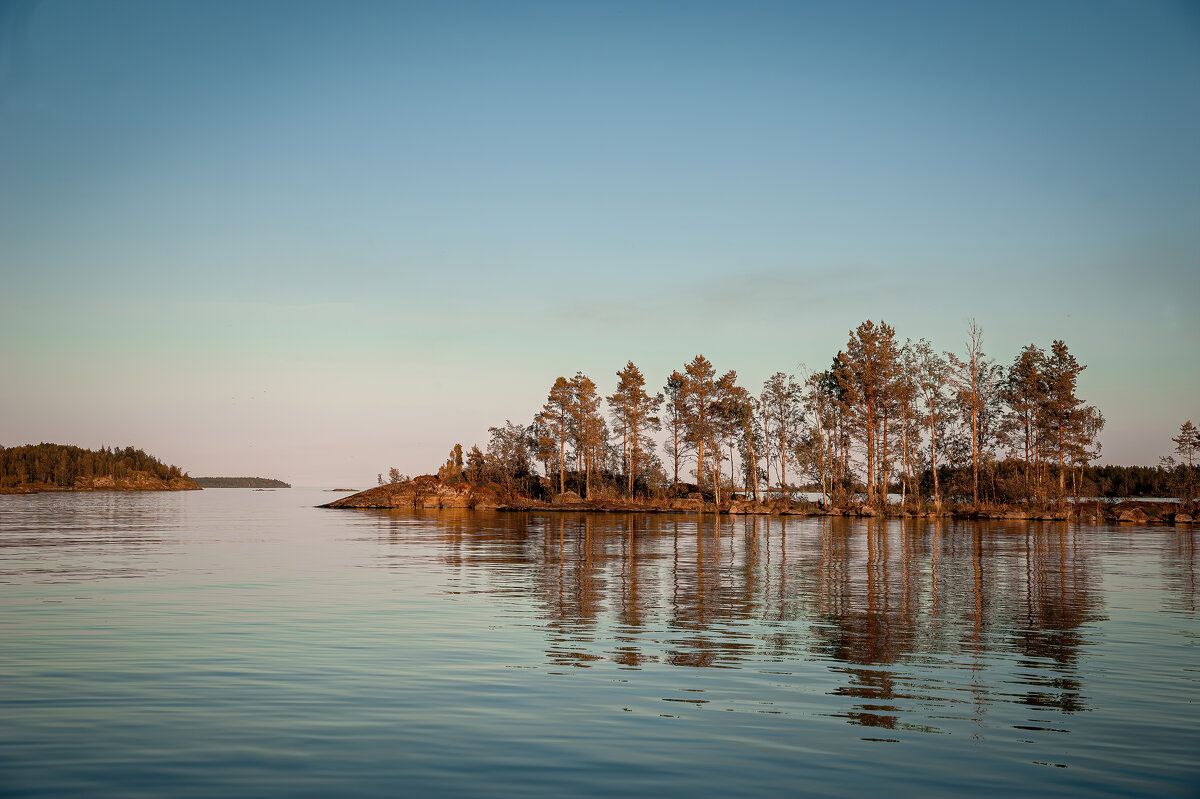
left=402, top=319, right=1196, bottom=508
left=192, top=477, right=291, bottom=488
left=899, top=462, right=1193, bottom=505
left=0, top=443, right=188, bottom=489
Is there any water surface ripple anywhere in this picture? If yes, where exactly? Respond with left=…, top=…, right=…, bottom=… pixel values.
left=1, top=489, right=1197, bottom=797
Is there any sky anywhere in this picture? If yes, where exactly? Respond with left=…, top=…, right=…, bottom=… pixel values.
left=1, top=0, right=1197, bottom=486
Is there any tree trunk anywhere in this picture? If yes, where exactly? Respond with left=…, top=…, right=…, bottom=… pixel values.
left=881, top=404, right=889, bottom=507
left=1058, top=424, right=1065, bottom=499
left=930, top=408, right=940, bottom=509
left=712, top=448, right=721, bottom=505
left=779, top=414, right=787, bottom=503
left=971, top=402, right=979, bottom=506
left=559, top=434, right=565, bottom=494
left=751, top=438, right=759, bottom=502
left=672, top=421, right=681, bottom=488
left=628, top=420, right=636, bottom=498
left=865, top=403, right=876, bottom=505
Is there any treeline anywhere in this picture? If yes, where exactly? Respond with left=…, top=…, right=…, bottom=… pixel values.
left=192, top=477, right=291, bottom=488
left=408, top=318, right=1190, bottom=508
left=0, top=443, right=186, bottom=488
left=906, top=462, right=1185, bottom=504
left=913, top=423, right=1199, bottom=504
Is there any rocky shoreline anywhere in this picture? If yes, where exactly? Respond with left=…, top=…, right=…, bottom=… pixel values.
left=0, top=474, right=201, bottom=495
left=321, top=480, right=1194, bottom=525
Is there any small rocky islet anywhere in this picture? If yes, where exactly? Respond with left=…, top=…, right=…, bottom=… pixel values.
left=321, top=476, right=1193, bottom=525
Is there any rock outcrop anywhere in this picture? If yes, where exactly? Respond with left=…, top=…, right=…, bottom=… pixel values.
left=322, top=477, right=502, bottom=510
left=321, top=479, right=1196, bottom=525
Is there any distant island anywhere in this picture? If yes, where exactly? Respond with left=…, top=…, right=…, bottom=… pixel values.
left=0, top=443, right=200, bottom=494
left=192, top=477, right=292, bottom=488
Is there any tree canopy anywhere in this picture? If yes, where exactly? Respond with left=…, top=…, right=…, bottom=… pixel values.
left=404, top=320, right=1164, bottom=507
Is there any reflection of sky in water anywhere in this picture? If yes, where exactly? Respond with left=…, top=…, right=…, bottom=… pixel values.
left=1, top=490, right=1197, bottom=797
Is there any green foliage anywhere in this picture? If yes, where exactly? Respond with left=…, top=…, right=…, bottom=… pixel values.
left=465, top=445, right=486, bottom=485
left=445, top=320, right=1124, bottom=509
left=485, top=421, right=536, bottom=499
left=1168, top=421, right=1200, bottom=503
left=661, top=370, right=692, bottom=488
left=437, top=444, right=465, bottom=483
left=607, top=361, right=663, bottom=498
left=0, top=443, right=184, bottom=488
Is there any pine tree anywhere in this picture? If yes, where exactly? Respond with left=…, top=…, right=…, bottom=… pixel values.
left=537, top=376, right=573, bottom=494
left=1003, top=344, right=1048, bottom=502
left=760, top=372, right=803, bottom=501
left=803, top=371, right=838, bottom=505
left=1043, top=340, right=1086, bottom=500
left=607, top=361, right=664, bottom=498
left=837, top=321, right=898, bottom=506
left=662, top=371, right=691, bottom=489
left=710, top=370, right=745, bottom=504
left=716, top=377, right=756, bottom=501
left=680, top=355, right=718, bottom=497
left=895, top=340, right=922, bottom=506
left=465, top=445, right=486, bottom=485
left=437, top=444, right=465, bottom=482
left=1172, top=420, right=1200, bottom=504
left=568, top=373, right=602, bottom=499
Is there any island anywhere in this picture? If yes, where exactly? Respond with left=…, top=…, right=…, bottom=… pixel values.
left=192, top=477, right=292, bottom=488
left=0, top=443, right=200, bottom=494
left=320, top=324, right=1197, bottom=527
left=322, top=473, right=1193, bottom=525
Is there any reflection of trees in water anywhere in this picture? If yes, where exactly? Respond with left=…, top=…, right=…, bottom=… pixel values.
left=611, top=515, right=647, bottom=668
left=370, top=511, right=1107, bottom=729
left=1161, top=530, right=1197, bottom=615
left=537, top=515, right=607, bottom=668
left=1007, top=526, right=1098, bottom=713
left=803, top=519, right=1105, bottom=729
left=805, top=519, right=928, bottom=731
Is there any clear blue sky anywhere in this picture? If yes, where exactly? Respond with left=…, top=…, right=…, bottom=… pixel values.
left=2, top=0, right=1197, bottom=485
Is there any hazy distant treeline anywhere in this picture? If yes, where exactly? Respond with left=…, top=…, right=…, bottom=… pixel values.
left=192, top=477, right=291, bottom=488
left=0, top=443, right=185, bottom=488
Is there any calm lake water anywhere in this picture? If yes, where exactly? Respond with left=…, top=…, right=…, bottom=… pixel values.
left=2, top=489, right=1197, bottom=797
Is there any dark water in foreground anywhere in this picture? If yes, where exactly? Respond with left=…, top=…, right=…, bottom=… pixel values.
left=1, top=489, right=1197, bottom=798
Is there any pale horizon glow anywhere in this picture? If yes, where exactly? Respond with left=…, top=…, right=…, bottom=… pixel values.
left=1, top=0, right=1197, bottom=485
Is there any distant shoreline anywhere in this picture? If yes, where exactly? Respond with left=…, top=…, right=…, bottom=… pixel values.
left=192, top=477, right=291, bottom=489
left=0, top=476, right=200, bottom=495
